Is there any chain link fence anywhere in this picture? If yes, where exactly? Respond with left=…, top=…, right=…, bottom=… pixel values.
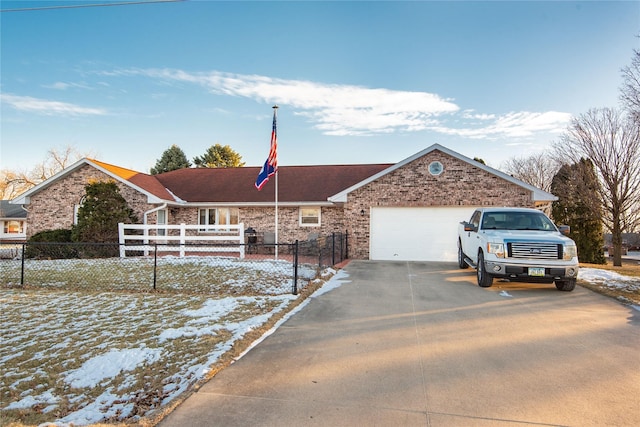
left=0, top=232, right=348, bottom=296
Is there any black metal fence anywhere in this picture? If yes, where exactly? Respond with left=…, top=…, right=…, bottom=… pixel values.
left=0, top=232, right=348, bottom=296
left=298, top=232, right=349, bottom=268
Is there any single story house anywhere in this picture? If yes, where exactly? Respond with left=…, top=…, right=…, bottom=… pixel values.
left=11, top=144, right=557, bottom=262
left=0, top=200, right=27, bottom=243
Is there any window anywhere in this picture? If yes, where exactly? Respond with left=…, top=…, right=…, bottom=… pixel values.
left=198, top=208, right=239, bottom=231
left=300, top=207, right=321, bottom=226
left=480, top=211, right=556, bottom=231
left=470, top=210, right=481, bottom=229
left=157, top=209, right=167, bottom=237
left=74, top=196, right=86, bottom=225
left=3, top=220, right=24, bottom=234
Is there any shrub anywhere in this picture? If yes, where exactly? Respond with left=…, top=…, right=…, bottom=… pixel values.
left=26, top=229, right=78, bottom=259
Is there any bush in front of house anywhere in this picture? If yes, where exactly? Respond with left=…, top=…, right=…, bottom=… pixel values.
left=72, top=181, right=138, bottom=258
left=24, top=181, right=141, bottom=259
left=26, top=229, right=78, bottom=259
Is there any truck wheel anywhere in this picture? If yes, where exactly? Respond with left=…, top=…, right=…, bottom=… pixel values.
left=555, top=279, right=576, bottom=292
left=477, top=251, right=493, bottom=288
left=458, top=241, right=468, bottom=269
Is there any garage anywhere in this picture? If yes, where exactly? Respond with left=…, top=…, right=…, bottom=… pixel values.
left=370, top=206, right=478, bottom=262
left=329, top=145, right=557, bottom=261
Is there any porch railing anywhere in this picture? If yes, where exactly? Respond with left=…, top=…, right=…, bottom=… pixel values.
left=118, top=223, right=245, bottom=258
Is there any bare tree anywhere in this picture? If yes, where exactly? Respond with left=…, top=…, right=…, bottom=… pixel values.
left=1, top=145, right=88, bottom=200
left=500, top=151, right=560, bottom=193
left=553, top=108, right=640, bottom=266
left=0, top=169, right=36, bottom=199
left=621, top=48, right=640, bottom=119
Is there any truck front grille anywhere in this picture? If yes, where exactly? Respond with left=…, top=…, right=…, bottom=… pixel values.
left=507, top=242, right=561, bottom=260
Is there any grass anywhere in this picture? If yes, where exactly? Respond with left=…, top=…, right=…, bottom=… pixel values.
left=579, top=257, right=640, bottom=306
left=1, top=256, right=305, bottom=295
left=0, top=256, right=324, bottom=427
left=0, top=287, right=325, bottom=427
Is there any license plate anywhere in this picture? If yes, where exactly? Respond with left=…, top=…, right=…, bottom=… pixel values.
left=528, top=267, right=545, bottom=277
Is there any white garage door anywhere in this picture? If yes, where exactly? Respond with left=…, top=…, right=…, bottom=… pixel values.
left=370, top=207, right=479, bottom=262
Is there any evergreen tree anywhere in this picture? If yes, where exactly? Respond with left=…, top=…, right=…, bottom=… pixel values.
left=72, top=181, right=138, bottom=245
left=554, top=108, right=639, bottom=266
left=551, top=159, right=606, bottom=264
left=150, top=145, right=191, bottom=174
left=193, top=144, right=245, bottom=168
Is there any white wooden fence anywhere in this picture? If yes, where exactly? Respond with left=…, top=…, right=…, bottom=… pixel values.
left=118, top=223, right=245, bottom=258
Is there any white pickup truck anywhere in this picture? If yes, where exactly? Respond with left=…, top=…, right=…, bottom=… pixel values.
left=458, top=207, right=579, bottom=291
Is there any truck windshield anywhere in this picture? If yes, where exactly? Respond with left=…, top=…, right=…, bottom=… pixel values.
left=481, top=212, right=557, bottom=231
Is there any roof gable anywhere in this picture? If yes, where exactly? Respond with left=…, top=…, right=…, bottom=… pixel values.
left=328, top=144, right=557, bottom=203
left=11, top=159, right=176, bottom=205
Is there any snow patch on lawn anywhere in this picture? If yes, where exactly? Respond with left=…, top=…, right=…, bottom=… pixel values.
left=1, top=265, right=347, bottom=426
left=579, top=268, right=640, bottom=291
left=65, top=347, right=162, bottom=388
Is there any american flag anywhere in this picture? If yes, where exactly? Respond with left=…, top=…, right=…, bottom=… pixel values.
left=255, top=108, right=278, bottom=190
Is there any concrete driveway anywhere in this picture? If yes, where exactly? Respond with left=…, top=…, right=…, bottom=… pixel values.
left=159, top=261, right=640, bottom=426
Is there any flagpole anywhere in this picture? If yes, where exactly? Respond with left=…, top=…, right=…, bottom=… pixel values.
left=273, top=105, right=279, bottom=260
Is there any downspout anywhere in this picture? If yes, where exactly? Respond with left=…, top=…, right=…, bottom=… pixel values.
left=21, top=205, right=29, bottom=240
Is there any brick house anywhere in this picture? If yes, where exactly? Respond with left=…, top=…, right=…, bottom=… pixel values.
left=11, top=144, right=556, bottom=262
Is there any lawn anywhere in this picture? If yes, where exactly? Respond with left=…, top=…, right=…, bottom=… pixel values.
left=579, top=256, right=640, bottom=306
left=0, top=256, right=330, bottom=427
left=1, top=256, right=305, bottom=295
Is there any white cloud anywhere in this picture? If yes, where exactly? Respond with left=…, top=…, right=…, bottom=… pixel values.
left=43, top=82, right=91, bottom=91
left=106, top=68, right=573, bottom=139
left=0, top=94, right=107, bottom=117
left=43, top=82, right=72, bottom=90
left=462, top=110, right=496, bottom=120
left=431, top=111, right=573, bottom=139
left=117, top=68, right=459, bottom=136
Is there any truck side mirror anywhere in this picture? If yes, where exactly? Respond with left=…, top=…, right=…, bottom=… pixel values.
left=463, top=222, right=477, bottom=232
left=558, top=225, right=570, bottom=235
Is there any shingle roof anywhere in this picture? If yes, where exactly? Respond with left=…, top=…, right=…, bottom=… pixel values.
left=0, top=200, right=26, bottom=218
left=154, top=164, right=392, bottom=203
left=12, top=158, right=390, bottom=205
left=89, top=159, right=177, bottom=201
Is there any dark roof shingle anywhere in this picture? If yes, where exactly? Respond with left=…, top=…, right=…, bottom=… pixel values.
left=0, top=200, right=27, bottom=218
left=154, top=164, right=392, bottom=203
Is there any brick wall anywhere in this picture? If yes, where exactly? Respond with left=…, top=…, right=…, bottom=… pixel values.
left=145, top=205, right=345, bottom=243
left=343, top=150, right=537, bottom=259
left=238, top=206, right=344, bottom=242
left=26, top=165, right=154, bottom=238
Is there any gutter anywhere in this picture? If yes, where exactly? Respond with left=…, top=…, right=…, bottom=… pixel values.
left=143, top=203, right=167, bottom=225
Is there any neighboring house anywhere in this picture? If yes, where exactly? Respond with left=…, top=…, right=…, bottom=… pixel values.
left=0, top=200, right=27, bottom=243
left=11, top=144, right=557, bottom=262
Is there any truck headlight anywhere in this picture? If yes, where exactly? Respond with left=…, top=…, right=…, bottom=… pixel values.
left=487, top=243, right=505, bottom=258
left=563, top=244, right=577, bottom=260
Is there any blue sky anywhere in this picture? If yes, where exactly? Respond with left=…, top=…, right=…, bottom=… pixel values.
left=1, top=0, right=638, bottom=173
